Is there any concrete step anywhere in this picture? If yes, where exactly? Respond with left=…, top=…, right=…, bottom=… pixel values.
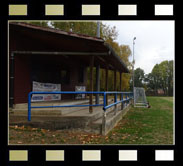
left=10, top=115, right=93, bottom=130
left=9, top=99, right=132, bottom=135
left=9, top=106, right=104, bottom=131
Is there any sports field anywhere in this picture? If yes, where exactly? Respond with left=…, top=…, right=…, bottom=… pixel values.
left=9, top=96, right=173, bottom=145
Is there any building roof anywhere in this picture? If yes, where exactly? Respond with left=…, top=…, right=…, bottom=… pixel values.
left=9, top=22, right=129, bottom=73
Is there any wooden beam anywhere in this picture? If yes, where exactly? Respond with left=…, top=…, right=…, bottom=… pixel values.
left=13, top=51, right=108, bottom=56
left=120, top=72, right=123, bottom=110
left=120, top=72, right=122, bottom=92
left=105, top=67, right=108, bottom=105
left=95, top=65, right=100, bottom=104
left=89, top=56, right=94, bottom=113
left=114, top=70, right=117, bottom=112
left=114, top=70, right=117, bottom=91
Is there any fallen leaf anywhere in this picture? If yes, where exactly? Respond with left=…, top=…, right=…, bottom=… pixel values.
left=105, top=136, right=108, bottom=140
left=25, top=126, right=32, bottom=131
left=41, top=139, right=45, bottom=144
left=41, top=129, right=47, bottom=133
left=19, top=126, right=25, bottom=130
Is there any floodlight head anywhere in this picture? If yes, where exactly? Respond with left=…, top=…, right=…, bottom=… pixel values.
left=133, top=37, right=136, bottom=40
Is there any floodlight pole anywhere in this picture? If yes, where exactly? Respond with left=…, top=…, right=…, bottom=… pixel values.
left=132, top=37, right=136, bottom=101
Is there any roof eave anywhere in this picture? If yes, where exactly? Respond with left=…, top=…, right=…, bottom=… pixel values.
left=9, top=22, right=105, bottom=42
left=104, top=42, right=130, bottom=73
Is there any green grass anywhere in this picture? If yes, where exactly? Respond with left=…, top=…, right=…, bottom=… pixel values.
left=9, top=96, right=173, bottom=145
left=98, top=96, right=173, bottom=144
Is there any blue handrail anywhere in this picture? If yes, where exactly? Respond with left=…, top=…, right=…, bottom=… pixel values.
left=28, top=91, right=133, bottom=121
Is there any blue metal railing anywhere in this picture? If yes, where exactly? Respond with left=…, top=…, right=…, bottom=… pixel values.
left=28, top=91, right=133, bottom=121
left=103, top=92, right=133, bottom=110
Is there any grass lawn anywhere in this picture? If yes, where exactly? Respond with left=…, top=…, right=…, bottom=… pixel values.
left=9, top=96, right=173, bottom=145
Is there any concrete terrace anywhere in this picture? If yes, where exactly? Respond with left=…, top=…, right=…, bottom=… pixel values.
left=9, top=98, right=132, bottom=135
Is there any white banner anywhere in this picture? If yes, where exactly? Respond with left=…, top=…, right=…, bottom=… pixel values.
left=75, top=86, right=86, bottom=99
left=32, top=81, right=61, bottom=102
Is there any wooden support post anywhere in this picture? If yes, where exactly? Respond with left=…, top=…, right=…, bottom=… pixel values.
left=89, top=56, right=94, bottom=113
left=120, top=72, right=123, bottom=110
left=114, top=70, right=117, bottom=113
left=96, top=64, right=100, bottom=104
left=114, top=70, right=117, bottom=90
left=105, top=67, right=108, bottom=105
left=120, top=72, right=122, bottom=92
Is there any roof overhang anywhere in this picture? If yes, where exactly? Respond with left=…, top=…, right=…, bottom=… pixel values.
left=9, top=22, right=129, bottom=73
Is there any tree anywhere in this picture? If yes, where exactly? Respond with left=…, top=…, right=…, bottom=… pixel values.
left=151, top=64, right=162, bottom=94
left=158, top=60, right=173, bottom=96
left=145, top=60, right=173, bottom=96
left=133, top=68, right=145, bottom=88
left=167, top=60, right=173, bottom=96
left=51, top=22, right=99, bottom=37
left=26, top=21, right=49, bottom=27
left=101, top=24, right=118, bottom=41
left=104, top=40, right=132, bottom=91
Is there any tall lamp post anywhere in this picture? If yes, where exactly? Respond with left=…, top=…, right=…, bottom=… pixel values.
left=132, top=37, right=136, bottom=100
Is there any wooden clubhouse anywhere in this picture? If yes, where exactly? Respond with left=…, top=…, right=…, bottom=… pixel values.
left=9, top=22, right=130, bottom=113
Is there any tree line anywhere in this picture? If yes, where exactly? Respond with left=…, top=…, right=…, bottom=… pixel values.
left=132, top=60, right=173, bottom=96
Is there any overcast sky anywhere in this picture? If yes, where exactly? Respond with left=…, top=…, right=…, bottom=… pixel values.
left=102, top=21, right=174, bottom=74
